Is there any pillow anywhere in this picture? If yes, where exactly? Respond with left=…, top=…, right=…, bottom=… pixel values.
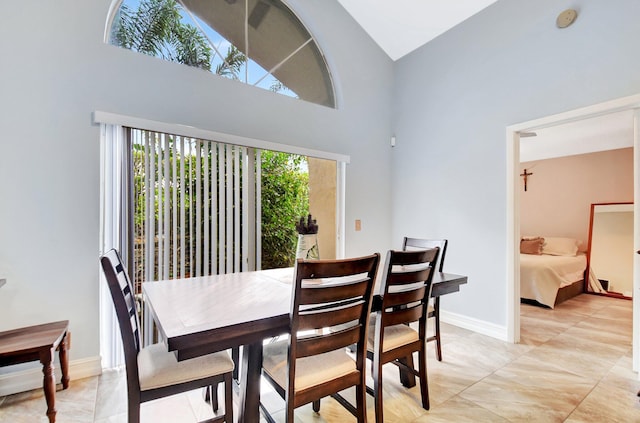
left=521, top=235, right=540, bottom=241
left=541, top=237, right=579, bottom=256
left=520, top=237, right=544, bottom=255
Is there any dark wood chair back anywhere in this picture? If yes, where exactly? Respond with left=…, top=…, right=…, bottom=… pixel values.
left=402, top=237, right=448, bottom=272
left=292, top=255, right=378, bottom=350
left=100, top=248, right=234, bottom=423
left=262, top=253, right=380, bottom=422
left=402, top=238, right=448, bottom=362
left=100, top=248, right=142, bottom=390
left=368, top=247, right=439, bottom=422
left=377, top=248, right=439, bottom=339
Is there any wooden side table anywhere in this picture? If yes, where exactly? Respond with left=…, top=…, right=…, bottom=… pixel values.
left=0, top=320, right=70, bottom=423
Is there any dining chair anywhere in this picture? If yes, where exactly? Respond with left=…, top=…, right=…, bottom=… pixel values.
left=260, top=253, right=380, bottom=423
left=368, top=247, right=439, bottom=423
left=100, top=249, right=234, bottom=423
left=402, top=237, right=448, bottom=361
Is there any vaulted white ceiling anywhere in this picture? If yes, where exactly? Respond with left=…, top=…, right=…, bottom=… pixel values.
left=336, top=0, right=499, bottom=61
left=335, top=1, right=634, bottom=161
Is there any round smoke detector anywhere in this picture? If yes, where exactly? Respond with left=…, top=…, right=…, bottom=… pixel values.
left=556, top=9, right=578, bottom=28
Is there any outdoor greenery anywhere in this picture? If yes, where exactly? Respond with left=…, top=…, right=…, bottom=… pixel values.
left=111, top=0, right=214, bottom=70
left=260, top=151, right=309, bottom=269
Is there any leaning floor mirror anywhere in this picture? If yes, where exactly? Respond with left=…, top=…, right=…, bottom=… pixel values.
left=586, top=202, right=634, bottom=299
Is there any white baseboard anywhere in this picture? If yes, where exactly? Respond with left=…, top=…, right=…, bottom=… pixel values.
left=0, top=356, right=102, bottom=397
left=440, top=310, right=509, bottom=342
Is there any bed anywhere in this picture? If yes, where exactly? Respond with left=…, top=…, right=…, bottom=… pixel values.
left=519, top=237, right=587, bottom=308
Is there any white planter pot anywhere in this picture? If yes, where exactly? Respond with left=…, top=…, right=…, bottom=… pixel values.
left=296, top=234, right=319, bottom=259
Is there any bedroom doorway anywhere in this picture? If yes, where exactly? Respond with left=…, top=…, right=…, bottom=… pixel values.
left=506, top=94, right=640, bottom=372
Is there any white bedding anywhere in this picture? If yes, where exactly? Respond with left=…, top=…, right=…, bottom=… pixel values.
left=520, top=253, right=586, bottom=308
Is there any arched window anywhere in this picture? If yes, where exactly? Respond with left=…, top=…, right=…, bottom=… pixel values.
left=108, top=0, right=336, bottom=108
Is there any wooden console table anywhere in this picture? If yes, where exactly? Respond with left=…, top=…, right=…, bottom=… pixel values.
left=0, top=320, right=70, bottom=423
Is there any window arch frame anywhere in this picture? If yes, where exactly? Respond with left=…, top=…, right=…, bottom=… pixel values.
left=104, top=0, right=337, bottom=108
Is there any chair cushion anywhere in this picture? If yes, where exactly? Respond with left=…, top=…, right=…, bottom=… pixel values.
left=138, top=343, right=234, bottom=391
left=262, top=340, right=356, bottom=392
left=367, top=315, right=419, bottom=353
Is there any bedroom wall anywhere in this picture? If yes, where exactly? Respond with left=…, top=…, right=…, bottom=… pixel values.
left=520, top=148, right=634, bottom=251
left=0, top=0, right=393, bottom=383
left=392, top=0, right=640, bottom=334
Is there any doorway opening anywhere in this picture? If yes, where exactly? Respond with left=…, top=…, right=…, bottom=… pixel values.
left=506, top=94, right=640, bottom=372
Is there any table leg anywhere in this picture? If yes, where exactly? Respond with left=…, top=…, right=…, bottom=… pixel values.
left=238, top=341, right=263, bottom=423
left=59, top=332, right=70, bottom=389
left=398, top=355, right=417, bottom=388
left=232, top=346, right=240, bottom=381
left=40, top=348, right=57, bottom=423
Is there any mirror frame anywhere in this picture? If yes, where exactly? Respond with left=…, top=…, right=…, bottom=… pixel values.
left=586, top=202, right=634, bottom=299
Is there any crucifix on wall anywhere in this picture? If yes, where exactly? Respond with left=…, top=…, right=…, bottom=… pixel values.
left=520, top=168, right=533, bottom=191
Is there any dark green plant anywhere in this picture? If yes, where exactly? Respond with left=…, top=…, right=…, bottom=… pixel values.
left=261, top=151, right=309, bottom=269
left=111, top=0, right=212, bottom=70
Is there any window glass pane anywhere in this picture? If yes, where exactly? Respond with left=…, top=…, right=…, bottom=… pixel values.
left=110, top=0, right=334, bottom=107
left=272, top=41, right=335, bottom=108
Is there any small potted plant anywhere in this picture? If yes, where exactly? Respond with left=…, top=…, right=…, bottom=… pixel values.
left=295, top=214, right=319, bottom=259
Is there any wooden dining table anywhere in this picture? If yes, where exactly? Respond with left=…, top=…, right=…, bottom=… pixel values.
left=142, top=267, right=467, bottom=422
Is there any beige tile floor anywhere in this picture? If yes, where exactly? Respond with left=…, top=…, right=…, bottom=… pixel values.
left=2, top=294, right=640, bottom=422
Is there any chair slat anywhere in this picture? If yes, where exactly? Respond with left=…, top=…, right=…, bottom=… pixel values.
left=299, top=278, right=371, bottom=304
left=297, top=326, right=360, bottom=358
left=382, top=305, right=424, bottom=328
left=386, top=268, right=432, bottom=286
left=384, top=286, right=426, bottom=309
left=298, top=301, right=364, bottom=331
left=295, top=256, right=379, bottom=280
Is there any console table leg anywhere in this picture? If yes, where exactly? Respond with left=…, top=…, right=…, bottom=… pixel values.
left=59, top=332, right=70, bottom=389
left=41, top=349, right=57, bottom=423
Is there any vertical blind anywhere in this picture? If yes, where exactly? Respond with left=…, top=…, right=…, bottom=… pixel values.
left=129, top=128, right=258, bottom=293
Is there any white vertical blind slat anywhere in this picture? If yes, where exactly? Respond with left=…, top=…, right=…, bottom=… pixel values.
left=195, top=140, right=202, bottom=277
left=256, top=149, right=262, bottom=270
left=179, top=137, right=186, bottom=278
left=226, top=144, right=233, bottom=272
left=145, top=131, right=155, bottom=281
left=234, top=146, right=241, bottom=272
left=211, top=142, right=218, bottom=275
left=242, top=147, right=251, bottom=271
left=188, top=139, right=194, bottom=278
left=203, top=141, right=210, bottom=275
left=172, top=136, right=178, bottom=277
left=163, top=134, right=170, bottom=279
left=156, top=134, right=163, bottom=278
left=218, top=144, right=226, bottom=273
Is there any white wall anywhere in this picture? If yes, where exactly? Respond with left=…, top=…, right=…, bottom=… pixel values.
left=0, top=0, right=393, bottom=377
left=392, top=0, right=640, bottom=331
left=521, top=148, right=634, bottom=249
